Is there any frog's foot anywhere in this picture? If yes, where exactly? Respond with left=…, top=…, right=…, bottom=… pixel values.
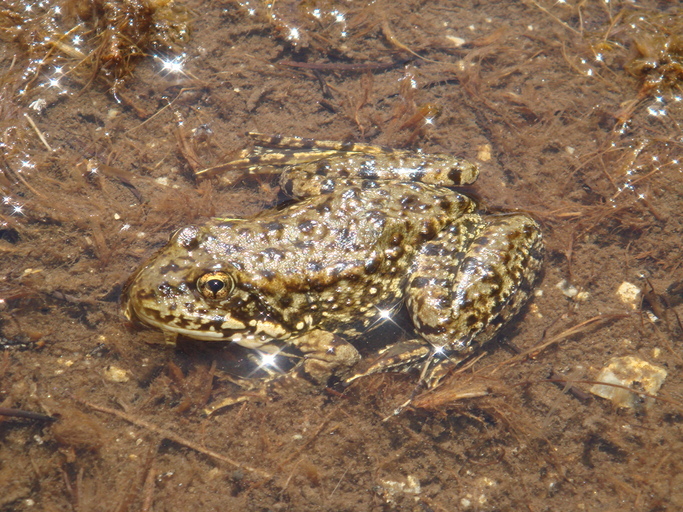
left=204, top=366, right=321, bottom=416
left=246, top=132, right=479, bottom=194
left=345, top=340, right=469, bottom=416
left=204, top=330, right=360, bottom=415
left=279, top=154, right=479, bottom=199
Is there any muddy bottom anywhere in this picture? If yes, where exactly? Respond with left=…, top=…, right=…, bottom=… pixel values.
left=1, top=1, right=682, bottom=511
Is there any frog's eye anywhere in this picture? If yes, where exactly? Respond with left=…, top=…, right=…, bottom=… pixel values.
left=197, top=272, right=234, bottom=300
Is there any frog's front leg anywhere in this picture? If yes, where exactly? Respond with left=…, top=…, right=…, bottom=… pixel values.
left=205, top=331, right=361, bottom=415
left=288, top=330, right=362, bottom=384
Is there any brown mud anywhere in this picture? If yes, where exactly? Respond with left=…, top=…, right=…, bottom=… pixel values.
left=1, top=0, right=682, bottom=510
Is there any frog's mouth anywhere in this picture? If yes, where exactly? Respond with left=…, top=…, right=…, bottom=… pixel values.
left=124, top=290, right=291, bottom=349
left=139, top=314, right=228, bottom=340
left=140, top=314, right=285, bottom=349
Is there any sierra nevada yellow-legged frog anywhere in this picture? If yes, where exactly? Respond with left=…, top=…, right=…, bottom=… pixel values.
left=122, top=133, right=543, bottom=401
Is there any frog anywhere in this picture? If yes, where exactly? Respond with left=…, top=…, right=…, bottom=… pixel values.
left=121, top=133, right=544, bottom=409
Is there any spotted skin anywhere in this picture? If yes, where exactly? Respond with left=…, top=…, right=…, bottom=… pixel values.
left=122, top=133, right=543, bottom=392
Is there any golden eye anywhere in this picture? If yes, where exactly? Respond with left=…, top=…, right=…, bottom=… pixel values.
left=197, top=272, right=234, bottom=300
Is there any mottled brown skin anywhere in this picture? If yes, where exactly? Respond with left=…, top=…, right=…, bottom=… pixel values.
left=122, top=135, right=543, bottom=392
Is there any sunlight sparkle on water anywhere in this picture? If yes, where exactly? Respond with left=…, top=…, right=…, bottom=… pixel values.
left=157, top=54, right=187, bottom=74
left=647, top=105, right=666, bottom=117
left=247, top=348, right=288, bottom=377
left=260, top=353, right=278, bottom=367
left=333, top=10, right=345, bottom=23
left=378, top=308, right=393, bottom=320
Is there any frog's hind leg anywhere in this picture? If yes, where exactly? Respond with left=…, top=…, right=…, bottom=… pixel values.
left=407, top=213, right=544, bottom=383
left=248, top=133, right=478, bottom=188
left=347, top=214, right=542, bottom=415
left=343, top=214, right=487, bottom=386
left=280, top=152, right=479, bottom=198
left=247, top=132, right=390, bottom=153
left=344, top=214, right=542, bottom=399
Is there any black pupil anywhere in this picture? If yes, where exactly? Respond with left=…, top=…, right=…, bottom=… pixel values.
left=206, top=279, right=225, bottom=293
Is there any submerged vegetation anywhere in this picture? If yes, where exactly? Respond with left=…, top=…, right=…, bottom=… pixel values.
left=0, top=0, right=682, bottom=510
left=624, top=10, right=683, bottom=96
left=0, top=0, right=191, bottom=98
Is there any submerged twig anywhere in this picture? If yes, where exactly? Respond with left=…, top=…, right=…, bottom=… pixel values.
left=277, top=59, right=410, bottom=73
left=0, top=407, right=56, bottom=422
left=381, top=16, right=438, bottom=63
left=492, top=314, right=629, bottom=373
left=77, top=398, right=273, bottom=479
left=24, top=113, right=54, bottom=152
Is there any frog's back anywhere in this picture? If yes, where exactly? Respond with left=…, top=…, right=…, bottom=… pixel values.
left=200, top=182, right=474, bottom=331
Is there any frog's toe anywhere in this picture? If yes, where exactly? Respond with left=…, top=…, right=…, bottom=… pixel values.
left=204, top=369, right=318, bottom=415
left=344, top=339, right=432, bottom=385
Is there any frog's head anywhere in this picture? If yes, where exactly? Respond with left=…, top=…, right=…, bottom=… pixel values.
left=121, top=225, right=288, bottom=347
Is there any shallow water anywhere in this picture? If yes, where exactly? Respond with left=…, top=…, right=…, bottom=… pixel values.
left=1, top=1, right=682, bottom=510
